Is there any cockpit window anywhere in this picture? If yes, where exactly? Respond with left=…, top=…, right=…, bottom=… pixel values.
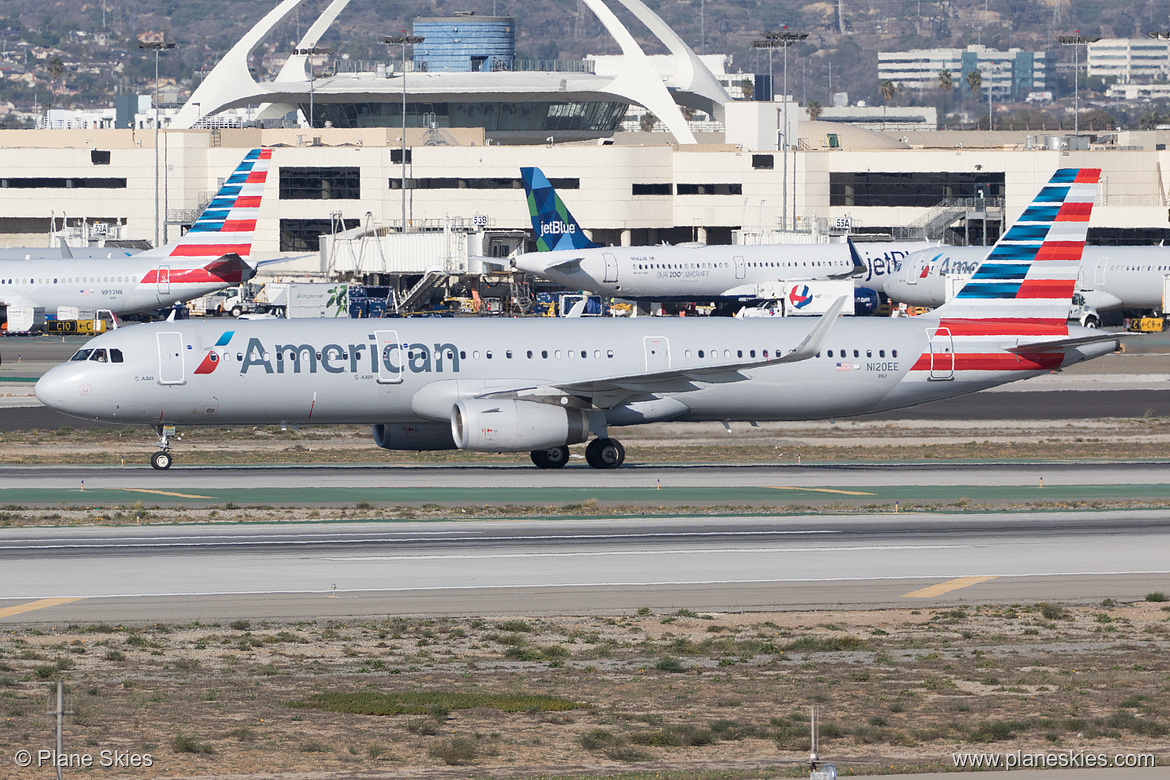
left=88, top=349, right=108, bottom=363
left=109, top=349, right=124, bottom=363
left=70, top=349, right=93, bottom=362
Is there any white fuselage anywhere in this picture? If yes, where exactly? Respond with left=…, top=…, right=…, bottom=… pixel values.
left=888, top=245, right=1170, bottom=311
left=36, top=317, right=1113, bottom=433
left=0, top=255, right=251, bottom=316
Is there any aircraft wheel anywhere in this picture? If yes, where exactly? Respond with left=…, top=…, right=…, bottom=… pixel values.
left=531, top=445, right=571, bottom=469
left=150, top=451, right=173, bottom=471
left=585, top=438, right=625, bottom=469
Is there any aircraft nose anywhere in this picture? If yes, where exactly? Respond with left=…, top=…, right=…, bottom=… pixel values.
left=35, top=367, right=71, bottom=412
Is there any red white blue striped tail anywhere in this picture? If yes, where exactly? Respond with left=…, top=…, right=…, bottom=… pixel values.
left=147, top=148, right=271, bottom=262
left=932, top=168, right=1099, bottom=324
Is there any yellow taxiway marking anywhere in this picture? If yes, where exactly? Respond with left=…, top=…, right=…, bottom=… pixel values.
left=768, top=486, right=877, bottom=496
left=118, top=488, right=214, bottom=499
left=0, top=597, right=84, bottom=619
left=902, top=576, right=998, bottom=598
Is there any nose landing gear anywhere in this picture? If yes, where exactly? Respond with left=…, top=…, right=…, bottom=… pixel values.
left=151, top=425, right=176, bottom=470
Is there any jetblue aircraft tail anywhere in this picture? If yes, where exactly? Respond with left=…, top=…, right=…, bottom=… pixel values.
left=139, top=148, right=272, bottom=267
left=520, top=167, right=600, bottom=251
left=933, top=168, right=1099, bottom=324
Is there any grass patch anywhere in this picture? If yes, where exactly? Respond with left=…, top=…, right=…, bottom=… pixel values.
left=287, top=690, right=587, bottom=716
left=172, top=733, right=214, bottom=754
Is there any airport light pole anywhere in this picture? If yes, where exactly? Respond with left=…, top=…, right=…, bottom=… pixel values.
left=139, top=35, right=175, bottom=249
left=1058, top=33, right=1099, bottom=137
left=384, top=32, right=424, bottom=233
left=752, top=29, right=807, bottom=231
left=293, top=46, right=334, bottom=128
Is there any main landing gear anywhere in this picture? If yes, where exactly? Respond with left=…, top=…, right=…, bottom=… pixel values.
left=529, top=438, right=626, bottom=470
left=151, top=425, right=176, bottom=470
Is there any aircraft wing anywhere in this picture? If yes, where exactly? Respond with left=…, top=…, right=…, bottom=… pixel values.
left=480, top=297, right=845, bottom=402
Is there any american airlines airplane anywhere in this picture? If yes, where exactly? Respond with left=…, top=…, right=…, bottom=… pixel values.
left=887, top=244, right=1170, bottom=312
left=0, top=148, right=272, bottom=321
left=37, top=168, right=1119, bottom=471
left=510, top=167, right=878, bottom=300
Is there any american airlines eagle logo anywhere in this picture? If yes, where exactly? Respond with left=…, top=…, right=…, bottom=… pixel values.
left=193, top=331, right=235, bottom=375
left=788, top=284, right=812, bottom=309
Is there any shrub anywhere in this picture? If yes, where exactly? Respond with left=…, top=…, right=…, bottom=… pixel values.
left=654, top=656, right=685, bottom=673
left=1037, top=602, right=1068, bottom=620
left=429, top=735, right=478, bottom=766
left=1145, top=591, right=1168, bottom=602
left=172, top=733, right=214, bottom=754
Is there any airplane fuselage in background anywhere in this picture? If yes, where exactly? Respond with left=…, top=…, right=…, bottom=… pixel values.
left=888, top=245, right=1170, bottom=310
left=0, top=255, right=253, bottom=316
left=37, top=317, right=1112, bottom=434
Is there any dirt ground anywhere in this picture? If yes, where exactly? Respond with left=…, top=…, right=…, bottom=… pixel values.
left=1, top=601, right=1169, bottom=779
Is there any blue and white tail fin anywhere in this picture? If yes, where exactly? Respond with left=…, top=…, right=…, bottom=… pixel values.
left=520, top=167, right=600, bottom=252
left=933, top=168, right=1099, bottom=324
left=140, top=148, right=271, bottom=263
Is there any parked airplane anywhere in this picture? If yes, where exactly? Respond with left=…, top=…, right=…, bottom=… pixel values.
left=37, top=168, right=1119, bottom=471
left=0, top=148, right=271, bottom=321
left=887, top=244, right=1170, bottom=313
left=509, top=167, right=870, bottom=301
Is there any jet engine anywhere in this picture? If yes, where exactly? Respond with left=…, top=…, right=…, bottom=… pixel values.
left=372, top=422, right=457, bottom=451
left=452, top=399, right=589, bottom=452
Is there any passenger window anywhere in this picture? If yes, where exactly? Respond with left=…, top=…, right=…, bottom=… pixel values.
left=580, top=350, right=587, bottom=359
left=827, top=350, right=834, bottom=358
left=506, top=350, right=512, bottom=359
left=879, top=350, right=886, bottom=358
left=542, top=350, right=548, bottom=358
left=737, top=350, right=743, bottom=358
left=750, top=350, right=756, bottom=358
left=698, top=350, right=705, bottom=358
left=724, top=349, right=731, bottom=358
left=594, top=350, right=601, bottom=359
left=110, top=349, right=124, bottom=363
left=527, top=350, right=533, bottom=358
left=486, top=351, right=493, bottom=359
left=892, top=350, right=898, bottom=358
left=554, top=350, right=562, bottom=359
left=866, top=350, right=872, bottom=358
left=473, top=351, right=481, bottom=359
left=459, top=350, right=466, bottom=359
left=606, top=350, right=614, bottom=358
left=853, top=350, right=859, bottom=358
left=685, top=349, right=692, bottom=358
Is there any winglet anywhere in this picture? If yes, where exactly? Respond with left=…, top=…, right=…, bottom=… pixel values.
left=773, top=295, right=847, bottom=364
left=520, top=167, right=601, bottom=252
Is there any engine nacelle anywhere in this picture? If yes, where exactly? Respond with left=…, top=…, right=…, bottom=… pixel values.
left=452, top=399, right=589, bottom=452
left=372, top=422, right=457, bottom=451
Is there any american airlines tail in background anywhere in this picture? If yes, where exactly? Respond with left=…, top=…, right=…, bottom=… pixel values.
left=0, top=148, right=270, bottom=324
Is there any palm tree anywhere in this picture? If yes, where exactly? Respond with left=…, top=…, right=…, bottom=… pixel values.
left=879, top=79, right=897, bottom=103
left=966, top=68, right=982, bottom=97
left=937, top=69, right=954, bottom=127
left=806, top=101, right=823, bottom=120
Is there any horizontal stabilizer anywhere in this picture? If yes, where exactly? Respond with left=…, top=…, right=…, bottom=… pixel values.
left=1006, top=332, right=1126, bottom=354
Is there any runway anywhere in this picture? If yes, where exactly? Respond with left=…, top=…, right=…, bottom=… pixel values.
left=1, top=512, right=1167, bottom=623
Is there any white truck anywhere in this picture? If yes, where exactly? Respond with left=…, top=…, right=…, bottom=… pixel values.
left=736, top=280, right=857, bottom=318
left=257, top=282, right=349, bottom=318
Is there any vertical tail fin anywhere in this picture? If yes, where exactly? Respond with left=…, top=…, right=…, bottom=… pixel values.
left=520, top=166, right=600, bottom=251
left=933, top=168, right=1099, bottom=323
left=147, top=148, right=272, bottom=262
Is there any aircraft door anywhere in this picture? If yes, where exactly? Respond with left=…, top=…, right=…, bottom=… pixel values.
left=157, top=331, right=185, bottom=385
left=374, top=329, right=404, bottom=384
left=1094, top=257, right=1107, bottom=288
left=603, top=253, right=618, bottom=283
left=905, top=254, right=927, bottom=285
left=643, top=336, right=670, bottom=372
left=733, top=255, right=746, bottom=280
left=157, top=265, right=171, bottom=297
left=927, top=327, right=954, bottom=381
